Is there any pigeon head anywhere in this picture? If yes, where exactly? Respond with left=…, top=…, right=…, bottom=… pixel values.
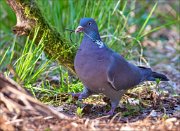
left=75, top=18, right=101, bottom=40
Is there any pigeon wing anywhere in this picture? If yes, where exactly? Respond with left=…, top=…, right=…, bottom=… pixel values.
left=107, top=52, right=141, bottom=91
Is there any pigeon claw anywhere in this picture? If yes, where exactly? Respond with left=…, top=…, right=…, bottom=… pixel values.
left=70, top=93, right=81, bottom=99
left=103, top=109, right=115, bottom=116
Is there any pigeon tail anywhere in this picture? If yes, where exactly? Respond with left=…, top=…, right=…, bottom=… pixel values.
left=138, top=66, right=169, bottom=81
left=147, top=72, right=169, bottom=81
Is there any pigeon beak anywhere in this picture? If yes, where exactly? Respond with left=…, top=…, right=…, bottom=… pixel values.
left=75, top=26, right=84, bottom=34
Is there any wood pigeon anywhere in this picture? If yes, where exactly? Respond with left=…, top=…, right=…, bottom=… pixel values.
left=73, top=18, right=169, bottom=115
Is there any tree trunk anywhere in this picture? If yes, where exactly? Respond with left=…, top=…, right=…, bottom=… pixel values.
left=6, top=0, right=77, bottom=74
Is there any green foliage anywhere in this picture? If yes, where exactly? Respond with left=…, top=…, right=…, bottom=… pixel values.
left=76, top=107, right=84, bottom=117
left=122, top=103, right=142, bottom=117
left=0, top=0, right=16, bottom=32
left=0, top=34, right=16, bottom=70
left=14, top=28, right=50, bottom=84
left=137, top=2, right=158, bottom=39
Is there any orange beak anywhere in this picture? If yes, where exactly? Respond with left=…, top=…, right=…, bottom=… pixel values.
left=75, top=26, right=84, bottom=34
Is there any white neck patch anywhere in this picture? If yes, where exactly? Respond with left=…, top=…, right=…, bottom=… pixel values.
left=95, top=40, right=104, bottom=48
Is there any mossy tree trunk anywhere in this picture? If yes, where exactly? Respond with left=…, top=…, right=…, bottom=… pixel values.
left=6, top=0, right=77, bottom=74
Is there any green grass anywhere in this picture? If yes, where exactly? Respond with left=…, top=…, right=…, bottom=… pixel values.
left=14, top=27, right=49, bottom=84
left=0, top=0, right=179, bottom=103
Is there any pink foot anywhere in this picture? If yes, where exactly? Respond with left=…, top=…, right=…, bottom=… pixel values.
left=103, top=109, right=115, bottom=116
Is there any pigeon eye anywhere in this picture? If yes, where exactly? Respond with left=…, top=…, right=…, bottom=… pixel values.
left=88, top=22, right=92, bottom=25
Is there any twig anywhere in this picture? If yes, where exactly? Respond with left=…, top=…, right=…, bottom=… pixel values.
left=109, top=112, right=121, bottom=124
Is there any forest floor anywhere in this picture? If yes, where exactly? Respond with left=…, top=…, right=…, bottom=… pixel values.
left=0, top=28, right=179, bottom=131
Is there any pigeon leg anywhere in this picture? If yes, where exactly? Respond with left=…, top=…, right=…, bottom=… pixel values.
left=78, top=86, right=93, bottom=100
left=71, top=92, right=81, bottom=98
left=104, top=99, right=119, bottom=116
left=71, top=86, right=93, bottom=100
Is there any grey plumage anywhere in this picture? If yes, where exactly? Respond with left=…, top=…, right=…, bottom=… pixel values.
left=73, top=18, right=169, bottom=115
